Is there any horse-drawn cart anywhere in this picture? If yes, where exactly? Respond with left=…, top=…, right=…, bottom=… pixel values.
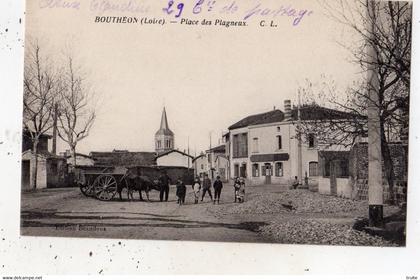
left=75, top=166, right=128, bottom=201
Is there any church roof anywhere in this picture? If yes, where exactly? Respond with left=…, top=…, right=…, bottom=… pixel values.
left=155, top=107, right=174, bottom=136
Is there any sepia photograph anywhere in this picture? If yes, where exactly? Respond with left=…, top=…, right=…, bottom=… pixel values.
left=20, top=0, right=411, bottom=247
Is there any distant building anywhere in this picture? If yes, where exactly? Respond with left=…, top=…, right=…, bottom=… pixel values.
left=155, top=149, right=193, bottom=168
left=61, top=152, right=96, bottom=166
left=21, top=130, right=68, bottom=190
left=155, top=107, right=175, bottom=154
left=226, top=100, right=357, bottom=186
left=89, top=150, right=156, bottom=166
left=206, top=144, right=229, bottom=181
left=192, top=154, right=207, bottom=179
left=22, top=129, right=50, bottom=153
left=192, top=144, right=229, bottom=182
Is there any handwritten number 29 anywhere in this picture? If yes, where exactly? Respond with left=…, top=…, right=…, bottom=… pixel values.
left=163, top=0, right=206, bottom=18
left=163, top=0, right=184, bottom=18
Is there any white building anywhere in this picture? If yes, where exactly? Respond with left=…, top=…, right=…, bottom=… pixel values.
left=193, top=154, right=208, bottom=179
left=227, top=100, right=353, bottom=186
left=156, top=149, right=193, bottom=168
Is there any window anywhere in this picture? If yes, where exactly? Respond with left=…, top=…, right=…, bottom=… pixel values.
left=308, top=133, right=316, bottom=148
left=323, top=160, right=348, bottom=178
left=309, top=161, right=318, bottom=177
left=240, top=164, right=247, bottom=178
left=201, top=164, right=204, bottom=170
left=252, top=138, right=259, bottom=153
left=234, top=164, right=239, bottom=178
left=262, top=163, right=272, bottom=176
left=277, top=126, right=281, bottom=132
left=277, top=135, right=282, bottom=150
left=252, top=164, right=259, bottom=177
left=232, top=134, right=239, bottom=157
left=232, top=133, right=248, bottom=158
left=157, top=140, right=161, bottom=149
left=275, top=162, right=283, bottom=177
left=338, top=160, right=349, bottom=177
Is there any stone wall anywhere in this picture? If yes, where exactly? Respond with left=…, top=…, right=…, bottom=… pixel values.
left=349, top=142, right=408, bottom=203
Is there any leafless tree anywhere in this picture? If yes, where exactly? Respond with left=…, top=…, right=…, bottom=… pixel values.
left=23, top=41, right=57, bottom=189
left=298, top=0, right=411, bottom=204
left=57, top=55, right=96, bottom=166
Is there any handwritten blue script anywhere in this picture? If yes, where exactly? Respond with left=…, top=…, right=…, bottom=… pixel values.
left=244, top=3, right=313, bottom=26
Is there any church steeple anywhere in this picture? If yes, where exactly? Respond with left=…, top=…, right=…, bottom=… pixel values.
left=155, top=107, right=174, bottom=154
left=160, top=107, right=169, bottom=131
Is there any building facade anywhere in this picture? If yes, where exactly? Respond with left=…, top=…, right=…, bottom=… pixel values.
left=227, top=100, right=353, bottom=186
left=156, top=149, right=193, bottom=168
left=193, top=154, right=208, bottom=179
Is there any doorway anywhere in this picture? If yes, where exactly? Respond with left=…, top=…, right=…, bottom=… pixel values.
left=21, top=160, right=30, bottom=190
left=264, top=163, right=272, bottom=184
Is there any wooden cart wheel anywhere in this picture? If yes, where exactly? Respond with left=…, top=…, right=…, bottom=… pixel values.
left=93, top=174, right=118, bottom=201
left=80, top=176, right=95, bottom=197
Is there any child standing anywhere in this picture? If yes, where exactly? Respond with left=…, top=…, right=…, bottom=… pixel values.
left=176, top=179, right=186, bottom=205
left=192, top=176, right=201, bottom=204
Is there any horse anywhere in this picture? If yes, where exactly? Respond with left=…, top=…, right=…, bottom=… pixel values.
left=118, top=169, right=161, bottom=202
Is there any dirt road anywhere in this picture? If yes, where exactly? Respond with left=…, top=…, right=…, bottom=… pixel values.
left=20, top=184, right=400, bottom=245
left=21, top=184, right=273, bottom=243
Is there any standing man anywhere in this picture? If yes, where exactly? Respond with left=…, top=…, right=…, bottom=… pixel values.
left=213, top=176, right=223, bottom=204
left=201, top=174, right=213, bottom=202
left=159, top=170, right=171, bottom=202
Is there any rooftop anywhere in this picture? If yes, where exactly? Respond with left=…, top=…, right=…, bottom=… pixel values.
left=228, top=104, right=364, bottom=130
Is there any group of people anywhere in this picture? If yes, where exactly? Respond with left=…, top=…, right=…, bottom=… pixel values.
left=173, top=175, right=246, bottom=206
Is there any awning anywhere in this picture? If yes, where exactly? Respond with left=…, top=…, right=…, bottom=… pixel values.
left=250, top=153, right=289, bottom=162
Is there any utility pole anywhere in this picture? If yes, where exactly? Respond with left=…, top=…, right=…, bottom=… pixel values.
left=187, top=136, right=190, bottom=169
left=367, top=0, right=384, bottom=227
left=52, top=103, right=58, bottom=155
left=297, top=91, right=303, bottom=185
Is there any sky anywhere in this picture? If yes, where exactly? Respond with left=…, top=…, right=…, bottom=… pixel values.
left=25, top=0, right=363, bottom=155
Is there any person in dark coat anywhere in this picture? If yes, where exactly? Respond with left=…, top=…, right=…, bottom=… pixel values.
left=213, top=176, right=223, bottom=204
left=176, top=179, right=186, bottom=205
left=292, top=176, right=299, bottom=190
left=159, top=171, right=171, bottom=202
left=201, top=174, right=213, bottom=202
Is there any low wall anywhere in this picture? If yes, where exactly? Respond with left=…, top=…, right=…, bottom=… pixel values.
left=318, top=177, right=352, bottom=199
left=318, top=177, right=330, bottom=195
left=336, top=178, right=351, bottom=198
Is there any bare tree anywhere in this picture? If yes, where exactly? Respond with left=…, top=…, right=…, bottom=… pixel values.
left=57, top=55, right=96, bottom=167
left=295, top=77, right=368, bottom=149
left=23, top=41, right=57, bottom=189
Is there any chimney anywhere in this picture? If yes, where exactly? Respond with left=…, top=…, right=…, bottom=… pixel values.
left=284, top=100, right=291, bottom=120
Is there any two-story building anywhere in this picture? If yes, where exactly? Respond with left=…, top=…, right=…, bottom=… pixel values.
left=227, top=100, right=354, bottom=186
left=192, top=144, right=229, bottom=182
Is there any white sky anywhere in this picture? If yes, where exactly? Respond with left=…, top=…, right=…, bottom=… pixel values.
left=25, top=0, right=362, bottom=155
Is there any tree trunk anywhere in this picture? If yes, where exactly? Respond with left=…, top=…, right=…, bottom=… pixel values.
left=30, top=138, right=39, bottom=190
left=380, top=121, right=396, bottom=205
left=71, top=145, right=77, bottom=167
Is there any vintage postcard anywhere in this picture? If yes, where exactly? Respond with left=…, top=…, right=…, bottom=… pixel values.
left=20, top=0, right=411, bottom=247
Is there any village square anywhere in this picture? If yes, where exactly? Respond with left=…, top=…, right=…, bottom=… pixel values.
left=21, top=100, right=407, bottom=245
left=19, top=0, right=410, bottom=247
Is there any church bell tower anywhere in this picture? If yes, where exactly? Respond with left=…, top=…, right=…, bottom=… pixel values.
left=155, top=107, right=175, bottom=154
